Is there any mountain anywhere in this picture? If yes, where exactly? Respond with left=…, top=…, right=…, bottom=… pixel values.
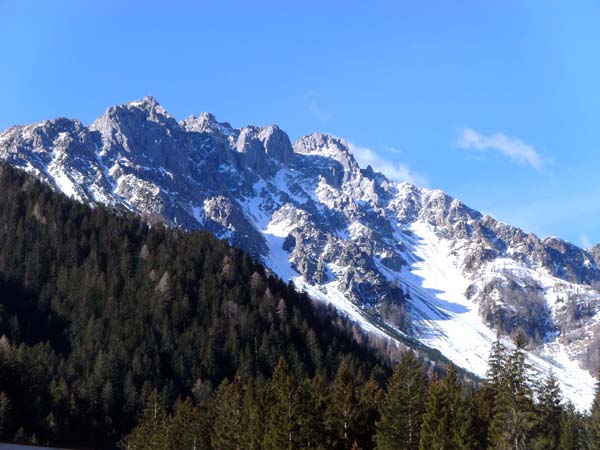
left=0, top=164, right=390, bottom=447
left=2, top=96, right=599, bottom=408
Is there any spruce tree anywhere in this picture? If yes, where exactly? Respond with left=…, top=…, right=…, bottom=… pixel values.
left=419, top=376, right=446, bottom=450
left=589, top=370, right=600, bottom=450
left=445, top=366, right=476, bottom=450
left=241, top=378, right=264, bottom=450
left=263, top=357, right=299, bottom=450
left=168, top=398, right=201, bottom=450
left=453, top=388, right=478, bottom=450
left=376, top=351, right=427, bottom=450
left=487, top=336, right=507, bottom=388
left=191, top=380, right=214, bottom=450
left=327, top=359, right=360, bottom=449
left=355, top=377, right=382, bottom=450
left=532, top=370, right=562, bottom=450
left=473, top=335, right=509, bottom=448
left=211, top=375, right=244, bottom=450
left=419, top=365, right=475, bottom=450
left=489, top=333, right=536, bottom=450
left=0, top=391, right=11, bottom=439
left=124, top=389, right=169, bottom=450
left=296, top=375, right=328, bottom=450
left=559, top=402, right=581, bottom=450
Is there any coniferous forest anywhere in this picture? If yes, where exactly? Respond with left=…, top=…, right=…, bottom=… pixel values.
left=0, top=163, right=599, bottom=449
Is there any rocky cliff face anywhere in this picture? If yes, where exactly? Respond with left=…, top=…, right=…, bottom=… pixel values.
left=2, top=97, right=599, bottom=408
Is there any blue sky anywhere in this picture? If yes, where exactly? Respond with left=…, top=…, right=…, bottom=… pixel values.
left=1, top=0, right=600, bottom=246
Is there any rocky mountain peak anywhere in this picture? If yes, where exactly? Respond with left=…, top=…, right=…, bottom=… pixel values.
left=180, top=111, right=236, bottom=138
left=125, top=95, right=170, bottom=116
left=293, top=133, right=359, bottom=174
left=89, top=97, right=189, bottom=176
left=232, top=124, right=294, bottom=174
left=2, top=98, right=600, bottom=409
left=92, top=96, right=177, bottom=135
left=257, top=125, right=294, bottom=164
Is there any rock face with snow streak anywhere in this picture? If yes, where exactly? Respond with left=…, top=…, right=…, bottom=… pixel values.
left=2, top=96, right=600, bottom=409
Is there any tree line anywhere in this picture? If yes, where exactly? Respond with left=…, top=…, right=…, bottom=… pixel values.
left=0, top=164, right=390, bottom=448
left=125, top=333, right=600, bottom=450
left=0, top=164, right=599, bottom=449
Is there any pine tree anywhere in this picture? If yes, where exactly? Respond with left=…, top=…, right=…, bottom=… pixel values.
left=589, top=370, right=600, bottom=450
left=296, top=375, right=328, bottom=450
left=419, top=365, right=475, bottom=450
left=532, top=370, right=562, bottom=450
left=486, top=335, right=508, bottom=399
left=489, top=333, right=536, bottom=450
left=241, top=378, right=264, bottom=450
left=355, top=377, right=382, bottom=450
left=453, top=388, right=478, bottom=450
left=168, top=398, right=201, bottom=450
left=211, top=376, right=244, bottom=450
left=263, top=357, right=299, bottom=450
left=419, top=375, right=446, bottom=450
left=376, top=351, right=427, bottom=450
left=191, top=379, right=214, bottom=450
left=327, top=359, right=360, bottom=449
left=0, top=391, right=11, bottom=438
left=124, top=389, right=169, bottom=450
left=559, top=402, right=581, bottom=450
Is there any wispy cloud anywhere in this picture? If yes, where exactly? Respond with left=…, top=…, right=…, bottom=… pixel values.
left=348, top=143, right=428, bottom=186
left=457, top=128, right=544, bottom=170
left=580, top=234, right=593, bottom=249
left=305, top=90, right=333, bottom=123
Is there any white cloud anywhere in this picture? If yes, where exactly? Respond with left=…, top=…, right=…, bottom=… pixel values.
left=580, top=234, right=592, bottom=249
left=348, top=143, right=428, bottom=186
left=457, top=128, right=544, bottom=170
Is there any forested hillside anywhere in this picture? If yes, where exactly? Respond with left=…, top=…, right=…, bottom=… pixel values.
left=125, top=336, right=600, bottom=450
left=0, top=164, right=390, bottom=448
left=1, top=164, right=600, bottom=450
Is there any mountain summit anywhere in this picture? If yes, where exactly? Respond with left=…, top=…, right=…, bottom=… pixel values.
left=2, top=97, right=599, bottom=408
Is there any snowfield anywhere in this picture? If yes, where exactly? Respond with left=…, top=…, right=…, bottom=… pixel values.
left=404, top=221, right=596, bottom=410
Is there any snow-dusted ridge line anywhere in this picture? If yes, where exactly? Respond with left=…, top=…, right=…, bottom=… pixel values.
left=1, top=96, right=599, bottom=410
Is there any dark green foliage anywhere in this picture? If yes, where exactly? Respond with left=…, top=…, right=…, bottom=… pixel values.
left=263, top=358, right=298, bottom=450
left=488, top=334, right=536, bottom=449
left=419, top=375, right=447, bottom=449
left=326, top=359, right=362, bottom=449
left=559, top=402, right=584, bottom=450
left=0, top=165, right=596, bottom=450
left=124, top=389, right=169, bottom=450
left=211, top=376, right=244, bottom=450
left=376, top=351, right=427, bottom=450
left=296, top=374, right=329, bottom=449
left=590, top=371, right=600, bottom=450
left=532, top=371, right=562, bottom=450
left=0, top=164, right=385, bottom=448
left=354, top=377, right=382, bottom=450
left=419, top=365, right=476, bottom=450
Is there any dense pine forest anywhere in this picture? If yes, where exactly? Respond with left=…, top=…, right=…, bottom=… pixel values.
left=0, top=163, right=599, bottom=449
left=0, top=165, right=388, bottom=447
left=126, top=336, right=600, bottom=450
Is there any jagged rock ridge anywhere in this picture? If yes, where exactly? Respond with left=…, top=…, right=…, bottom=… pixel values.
left=2, top=97, right=599, bottom=409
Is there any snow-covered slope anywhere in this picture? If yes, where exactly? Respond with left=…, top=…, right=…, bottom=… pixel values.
left=2, top=97, right=600, bottom=409
left=401, top=221, right=595, bottom=409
